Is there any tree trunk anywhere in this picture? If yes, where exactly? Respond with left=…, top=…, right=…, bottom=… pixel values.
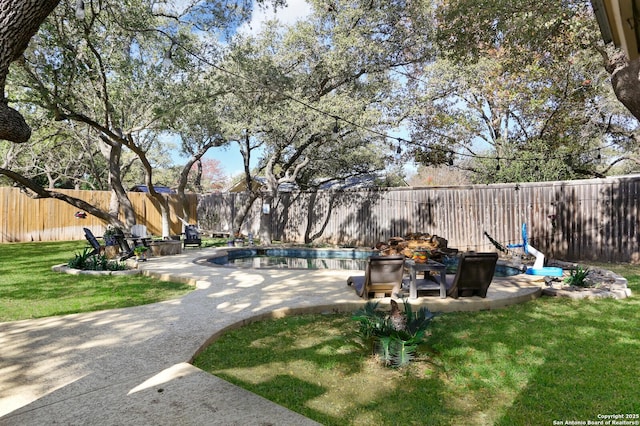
left=259, top=194, right=273, bottom=245
left=158, top=196, right=171, bottom=238
left=0, top=0, right=61, bottom=143
left=99, top=139, right=136, bottom=227
left=233, top=191, right=260, bottom=237
left=608, top=54, right=640, bottom=123
left=0, top=102, right=31, bottom=142
left=194, top=159, right=203, bottom=193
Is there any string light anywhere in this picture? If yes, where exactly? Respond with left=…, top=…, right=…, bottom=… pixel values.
left=166, top=36, right=618, bottom=169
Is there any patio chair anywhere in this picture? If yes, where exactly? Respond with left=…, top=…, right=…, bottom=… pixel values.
left=347, top=255, right=405, bottom=299
left=408, top=252, right=498, bottom=299
left=131, top=224, right=152, bottom=247
left=183, top=224, right=202, bottom=248
left=113, top=234, right=135, bottom=261
left=83, top=228, right=104, bottom=256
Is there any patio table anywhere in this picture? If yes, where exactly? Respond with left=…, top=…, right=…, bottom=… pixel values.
left=405, top=259, right=447, bottom=299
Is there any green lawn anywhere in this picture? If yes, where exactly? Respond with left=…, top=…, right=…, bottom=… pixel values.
left=0, top=240, right=193, bottom=322
left=3, top=241, right=639, bottom=424
left=194, top=263, right=640, bottom=426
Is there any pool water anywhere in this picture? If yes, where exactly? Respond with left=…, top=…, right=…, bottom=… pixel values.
left=207, top=249, right=525, bottom=275
left=442, top=257, right=524, bottom=277
left=208, top=248, right=376, bottom=270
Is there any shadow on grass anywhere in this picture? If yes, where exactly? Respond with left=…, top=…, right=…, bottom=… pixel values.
left=194, top=314, right=452, bottom=425
left=195, top=283, right=640, bottom=425
left=427, top=294, right=640, bottom=425
left=0, top=241, right=192, bottom=321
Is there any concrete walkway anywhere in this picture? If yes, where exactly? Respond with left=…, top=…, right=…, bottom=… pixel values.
left=0, top=248, right=543, bottom=425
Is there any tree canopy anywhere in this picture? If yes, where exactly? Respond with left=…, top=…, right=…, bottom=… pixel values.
left=2, top=0, right=640, bottom=208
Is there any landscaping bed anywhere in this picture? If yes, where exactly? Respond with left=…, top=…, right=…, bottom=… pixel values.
left=51, top=263, right=141, bottom=276
left=541, top=260, right=631, bottom=299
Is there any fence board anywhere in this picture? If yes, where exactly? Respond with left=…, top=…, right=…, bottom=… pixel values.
left=198, top=174, right=640, bottom=263
left=0, top=188, right=198, bottom=243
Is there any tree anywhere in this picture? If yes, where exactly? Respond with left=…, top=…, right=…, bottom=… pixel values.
left=171, top=93, right=230, bottom=223
left=406, top=52, right=616, bottom=182
left=0, top=0, right=61, bottom=143
left=434, top=0, right=640, bottom=126
left=216, top=0, right=434, bottom=240
left=405, top=0, right=639, bottom=182
left=198, top=158, right=228, bottom=191
left=8, top=0, right=191, bottom=232
left=3, top=0, right=241, bottom=234
left=407, top=165, right=470, bottom=187
left=1, top=0, right=285, bottom=235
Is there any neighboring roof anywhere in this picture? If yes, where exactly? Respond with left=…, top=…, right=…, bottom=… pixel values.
left=130, top=185, right=175, bottom=194
left=226, top=177, right=297, bottom=193
left=591, top=0, right=640, bottom=60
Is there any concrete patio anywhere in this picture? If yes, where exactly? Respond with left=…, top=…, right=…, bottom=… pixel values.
left=0, top=247, right=544, bottom=425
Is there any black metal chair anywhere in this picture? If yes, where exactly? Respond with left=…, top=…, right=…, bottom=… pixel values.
left=83, top=228, right=104, bottom=256
left=183, top=225, right=202, bottom=248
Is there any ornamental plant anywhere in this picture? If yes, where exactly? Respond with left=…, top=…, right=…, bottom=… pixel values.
left=564, top=265, right=590, bottom=287
left=133, top=245, right=149, bottom=256
left=352, top=300, right=436, bottom=367
left=67, top=248, right=127, bottom=271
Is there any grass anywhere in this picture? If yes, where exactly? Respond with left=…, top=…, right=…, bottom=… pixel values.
left=193, top=263, right=640, bottom=426
left=0, top=240, right=193, bottom=322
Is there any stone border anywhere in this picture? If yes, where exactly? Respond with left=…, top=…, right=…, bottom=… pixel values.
left=540, top=260, right=631, bottom=299
left=51, top=263, right=141, bottom=276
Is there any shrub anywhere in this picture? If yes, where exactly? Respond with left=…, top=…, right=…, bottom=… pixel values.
left=68, top=248, right=127, bottom=271
left=133, top=245, right=148, bottom=256
left=352, top=300, right=436, bottom=367
left=564, top=265, right=590, bottom=287
left=67, top=247, right=95, bottom=269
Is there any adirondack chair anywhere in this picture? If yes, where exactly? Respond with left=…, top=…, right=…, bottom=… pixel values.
left=183, top=225, right=202, bottom=248
left=83, top=228, right=104, bottom=256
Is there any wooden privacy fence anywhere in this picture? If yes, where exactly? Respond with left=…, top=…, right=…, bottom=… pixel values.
left=198, top=174, right=640, bottom=263
left=0, top=187, right=198, bottom=243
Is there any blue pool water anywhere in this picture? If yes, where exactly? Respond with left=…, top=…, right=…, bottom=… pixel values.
left=207, top=248, right=377, bottom=270
left=207, top=249, right=525, bottom=275
left=441, top=256, right=524, bottom=277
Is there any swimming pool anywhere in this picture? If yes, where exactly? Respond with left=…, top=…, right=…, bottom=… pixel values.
left=441, top=256, right=525, bottom=277
left=207, top=248, right=377, bottom=270
left=206, top=248, right=525, bottom=275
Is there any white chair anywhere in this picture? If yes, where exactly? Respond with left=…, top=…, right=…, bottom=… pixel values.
left=131, top=224, right=148, bottom=238
left=130, top=224, right=151, bottom=247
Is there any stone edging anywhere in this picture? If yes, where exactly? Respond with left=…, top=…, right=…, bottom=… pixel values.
left=541, top=260, right=631, bottom=299
left=51, top=264, right=141, bottom=276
